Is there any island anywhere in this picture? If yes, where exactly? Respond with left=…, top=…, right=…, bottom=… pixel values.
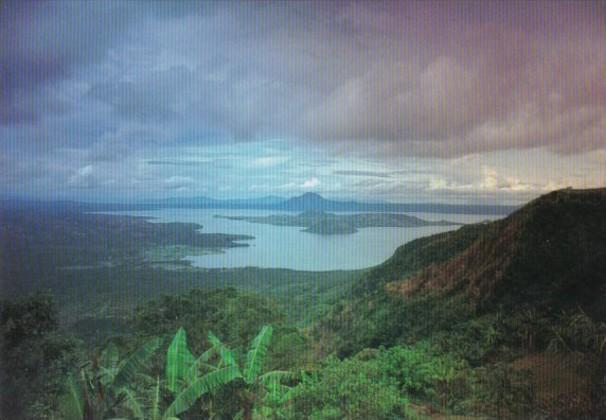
left=215, top=210, right=463, bottom=235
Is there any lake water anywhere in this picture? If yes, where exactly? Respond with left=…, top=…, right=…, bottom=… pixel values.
left=104, top=209, right=502, bottom=271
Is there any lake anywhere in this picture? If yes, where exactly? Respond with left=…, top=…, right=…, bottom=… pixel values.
left=103, top=209, right=502, bottom=271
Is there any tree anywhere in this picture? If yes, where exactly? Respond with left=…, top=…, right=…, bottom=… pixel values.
left=291, top=355, right=406, bottom=420
left=226, top=325, right=293, bottom=420
left=0, top=293, right=78, bottom=419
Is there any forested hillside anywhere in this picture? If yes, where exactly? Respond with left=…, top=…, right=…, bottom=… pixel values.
left=318, top=188, right=606, bottom=417
left=1, top=189, right=605, bottom=419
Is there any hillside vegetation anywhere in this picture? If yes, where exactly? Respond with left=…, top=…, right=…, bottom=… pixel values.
left=318, top=188, right=606, bottom=417
left=1, top=188, right=605, bottom=419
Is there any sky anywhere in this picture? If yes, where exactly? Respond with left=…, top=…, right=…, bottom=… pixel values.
left=1, top=1, right=605, bottom=205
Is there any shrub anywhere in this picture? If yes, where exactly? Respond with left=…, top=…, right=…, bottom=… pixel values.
left=291, top=356, right=407, bottom=420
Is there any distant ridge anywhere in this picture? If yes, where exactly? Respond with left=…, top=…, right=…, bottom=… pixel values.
left=280, top=192, right=334, bottom=210
left=150, top=195, right=285, bottom=207
left=276, top=192, right=517, bottom=215
left=2, top=192, right=518, bottom=215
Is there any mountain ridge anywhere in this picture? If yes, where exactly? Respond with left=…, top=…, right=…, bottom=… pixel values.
left=384, top=187, right=606, bottom=310
left=324, top=187, right=606, bottom=352
left=319, top=187, right=606, bottom=416
left=2, top=192, right=519, bottom=215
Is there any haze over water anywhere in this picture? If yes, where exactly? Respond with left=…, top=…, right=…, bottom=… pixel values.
left=105, top=209, right=500, bottom=271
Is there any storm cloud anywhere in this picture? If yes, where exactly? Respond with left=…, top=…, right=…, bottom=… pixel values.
left=1, top=1, right=604, bottom=201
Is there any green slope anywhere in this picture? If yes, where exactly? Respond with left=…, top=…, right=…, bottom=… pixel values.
left=318, top=188, right=606, bottom=416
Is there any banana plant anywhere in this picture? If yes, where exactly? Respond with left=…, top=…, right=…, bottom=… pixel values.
left=258, top=373, right=296, bottom=420
left=74, top=326, right=291, bottom=419
left=117, top=376, right=179, bottom=420
left=161, top=325, right=293, bottom=420
left=161, top=327, right=243, bottom=419
left=209, top=326, right=294, bottom=420
left=59, top=337, right=161, bottom=420
left=89, top=328, right=240, bottom=420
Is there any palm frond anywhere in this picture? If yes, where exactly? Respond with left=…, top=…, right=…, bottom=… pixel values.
left=99, top=342, right=120, bottom=386
left=262, top=372, right=295, bottom=406
left=258, top=370, right=293, bottom=385
left=58, top=373, right=84, bottom=420
left=264, top=383, right=293, bottom=405
left=100, top=342, right=120, bottom=369
left=151, top=376, right=161, bottom=420
left=113, top=337, right=161, bottom=390
left=207, top=331, right=237, bottom=367
left=245, top=325, right=273, bottom=384
left=122, top=388, right=145, bottom=420
left=184, top=347, right=220, bottom=385
left=163, top=365, right=242, bottom=418
left=280, top=385, right=296, bottom=404
left=166, top=328, right=196, bottom=394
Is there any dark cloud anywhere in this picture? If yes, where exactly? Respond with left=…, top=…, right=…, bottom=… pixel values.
left=89, top=66, right=193, bottom=122
left=299, top=3, right=606, bottom=156
left=4, top=1, right=603, bottom=153
left=1, top=1, right=604, bottom=201
left=0, top=2, right=134, bottom=123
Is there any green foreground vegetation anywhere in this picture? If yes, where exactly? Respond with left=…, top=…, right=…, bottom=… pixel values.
left=1, top=189, right=606, bottom=419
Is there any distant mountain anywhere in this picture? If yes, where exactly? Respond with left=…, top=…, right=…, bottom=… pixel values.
left=280, top=192, right=332, bottom=210
left=2, top=192, right=518, bottom=215
left=146, top=195, right=286, bottom=208
left=144, top=191, right=517, bottom=215
left=277, top=192, right=517, bottom=215
left=228, top=196, right=285, bottom=206
left=151, top=196, right=219, bottom=206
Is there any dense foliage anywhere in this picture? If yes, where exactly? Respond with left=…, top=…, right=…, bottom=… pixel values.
left=0, top=294, right=80, bottom=419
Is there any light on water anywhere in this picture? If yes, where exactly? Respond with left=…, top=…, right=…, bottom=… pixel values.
left=104, top=209, right=500, bottom=271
